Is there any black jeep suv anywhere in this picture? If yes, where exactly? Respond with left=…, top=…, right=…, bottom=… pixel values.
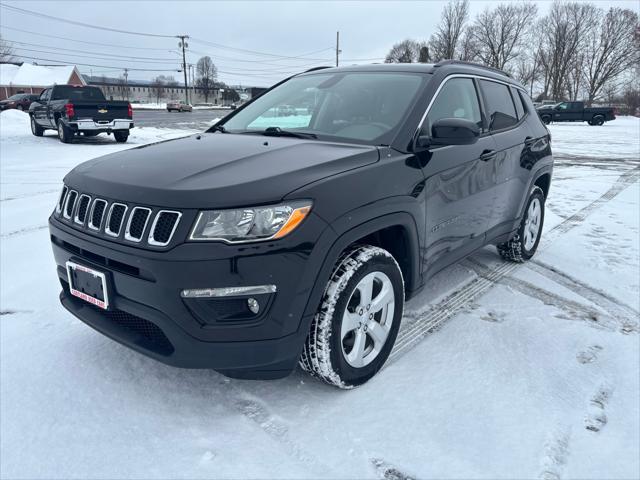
left=49, top=61, right=552, bottom=388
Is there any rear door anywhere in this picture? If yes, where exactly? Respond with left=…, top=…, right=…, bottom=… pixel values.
left=477, top=79, right=532, bottom=239
left=420, top=76, right=498, bottom=276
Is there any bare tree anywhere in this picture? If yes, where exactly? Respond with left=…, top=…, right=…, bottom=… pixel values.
left=428, top=0, right=470, bottom=61
left=537, top=1, right=597, bottom=101
left=385, top=39, right=426, bottom=63
left=195, top=56, right=218, bottom=103
left=150, top=76, right=166, bottom=104
left=470, top=3, right=538, bottom=71
left=582, top=7, right=639, bottom=105
left=0, top=35, right=15, bottom=62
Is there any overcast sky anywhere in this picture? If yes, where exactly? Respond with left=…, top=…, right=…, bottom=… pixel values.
left=1, top=0, right=638, bottom=86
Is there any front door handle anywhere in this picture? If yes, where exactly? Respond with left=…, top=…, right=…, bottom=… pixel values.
left=479, top=149, right=496, bottom=162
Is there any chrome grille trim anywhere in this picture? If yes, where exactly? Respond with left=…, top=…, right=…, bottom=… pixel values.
left=73, top=194, right=91, bottom=225
left=56, top=186, right=68, bottom=213
left=88, top=198, right=107, bottom=231
left=63, top=190, right=78, bottom=219
left=148, top=210, right=182, bottom=247
left=124, top=207, right=152, bottom=242
left=105, top=203, right=128, bottom=237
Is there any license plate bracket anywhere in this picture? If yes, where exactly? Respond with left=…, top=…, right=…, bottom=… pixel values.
left=66, top=261, right=109, bottom=310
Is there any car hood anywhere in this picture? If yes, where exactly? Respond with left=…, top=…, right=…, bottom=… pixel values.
left=65, top=133, right=379, bottom=208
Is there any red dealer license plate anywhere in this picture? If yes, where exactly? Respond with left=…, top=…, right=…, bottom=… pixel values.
left=66, top=261, right=109, bottom=310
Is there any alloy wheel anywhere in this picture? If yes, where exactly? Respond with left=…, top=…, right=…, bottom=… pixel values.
left=523, top=198, right=541, bottom=250
left=341, top=271, right=395, bottom=368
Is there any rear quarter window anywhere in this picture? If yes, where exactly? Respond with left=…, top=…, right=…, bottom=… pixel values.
left=479, top=80, right=518, bottom=131
left=511, top=87, right=526, bottom=120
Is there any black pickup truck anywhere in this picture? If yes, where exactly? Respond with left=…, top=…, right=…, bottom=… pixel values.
left=536, top=101, right=615, bottom=126
left=29, top=85, right=133, bottom=143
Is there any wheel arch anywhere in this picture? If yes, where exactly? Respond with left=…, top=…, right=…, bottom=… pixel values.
left=301, top=211, right=423, bottom=322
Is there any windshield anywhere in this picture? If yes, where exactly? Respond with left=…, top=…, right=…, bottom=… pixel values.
left=7, top=94, right=26, bottom=100
left=221, top=72, right=427, bottom=144
left=52, top=86, right=106, bottom=101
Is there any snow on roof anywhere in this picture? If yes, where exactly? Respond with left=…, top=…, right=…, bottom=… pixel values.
left=0, top=64, right=20, bottom=85
left=0, top=63, right=80, bottom=86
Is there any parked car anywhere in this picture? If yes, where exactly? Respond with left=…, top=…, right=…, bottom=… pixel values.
left=0, top=93, right=40, bottom=111
left=167, top=101, right=192, bottom=112
left=49, top=61, right=552, bottom=388
left=536, top=101, right=615, bottom=125
left=276, top=104, right=297, bottom=116
left=29, top=85, right=133, bottom=143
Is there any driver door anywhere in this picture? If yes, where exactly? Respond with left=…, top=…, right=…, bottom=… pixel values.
left=418, top=77, right=498, bottom=276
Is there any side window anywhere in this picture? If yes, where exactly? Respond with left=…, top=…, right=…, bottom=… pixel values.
left=40, top=89, right=50, bottom=102
left=479, top=80, right=518, bottom=131
left=556, top=102, right=569, bottom=110
left=425, top=78, right=482, bottom=134
left=512, top=87, right=525, bottom=120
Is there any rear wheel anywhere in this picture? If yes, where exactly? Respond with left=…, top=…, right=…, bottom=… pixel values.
left=30, top=115, right=44, bottom=136
left=16, top=105, right=23, bottom=111
left=57, top=119, right=72, bottom=143
left=497, top=186, right=545, bottom=262
left=591, top=115, right=605, bottom=126
left=300, top=245, right=404, bottom=389
left=114, top=130, right=129, bottom=143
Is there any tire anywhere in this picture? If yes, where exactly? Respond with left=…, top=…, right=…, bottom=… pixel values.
left=114, top=131, right=129, bottom=143
left=592, top=115, right=604, bottom=126
left=30, top=115, right=44, bottom=137
left=541, top=115, right=551, bottom=125
left=57, top=119, right=72, bottom=143
left=300, top=245, right=404, bottom=389
left=16, top=105, right=23, bottom=111
left=497, top=186, right=545, bottom=262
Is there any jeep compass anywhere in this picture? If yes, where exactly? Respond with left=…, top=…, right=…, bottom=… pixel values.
left=49, top=61, right=553, bottom=388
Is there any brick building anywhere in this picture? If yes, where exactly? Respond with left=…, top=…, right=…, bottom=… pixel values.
left=0, top=63, right=85, bottom=100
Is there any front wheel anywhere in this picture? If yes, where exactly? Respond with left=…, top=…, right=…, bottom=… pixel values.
left=541, top=115, right=551, bottom=125
left=114, top=130, right=129, bottom=143
left=497, top=186, right=545, bottom=262
left=30, top=115, right=44, bottom=136
left=300, top=245, right=404, bottom=389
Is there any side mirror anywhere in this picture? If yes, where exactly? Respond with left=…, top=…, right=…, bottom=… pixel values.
left=418, top=118, right=480, bottom=148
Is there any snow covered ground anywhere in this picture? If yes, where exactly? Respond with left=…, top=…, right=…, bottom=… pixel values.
left=1, top=110, right=638, bottom=479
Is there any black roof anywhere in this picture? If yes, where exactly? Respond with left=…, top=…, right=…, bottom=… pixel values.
left=299, top=61, right=524, bottom=89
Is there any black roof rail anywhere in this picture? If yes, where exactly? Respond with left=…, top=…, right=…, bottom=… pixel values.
left=303, top=66, right=333, bottom=73
left=434, top=60, right=512, bottom=79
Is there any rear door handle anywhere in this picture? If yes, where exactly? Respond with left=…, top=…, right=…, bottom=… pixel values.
left=479, top=149, right=496, bottom=162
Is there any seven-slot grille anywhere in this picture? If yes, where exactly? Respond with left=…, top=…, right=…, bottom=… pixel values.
left=56, top=187, right=181, bottom=247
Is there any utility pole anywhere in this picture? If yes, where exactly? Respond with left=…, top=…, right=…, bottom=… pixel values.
left=335, top=31, right=341, bottom=67
left=177, top=35, right=189, bottom=104
left=123, top=68, right=129, bottom=101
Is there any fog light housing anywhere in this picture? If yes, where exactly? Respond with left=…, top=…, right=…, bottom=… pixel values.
left=247, top=298, right=259, bottom=314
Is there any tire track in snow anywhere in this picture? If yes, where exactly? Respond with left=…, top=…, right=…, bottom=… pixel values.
left=389, top=165, right=639, bottom=362
left=0, top=188, right=59, bottom=202
left=1, top=224, right=48, bottom=239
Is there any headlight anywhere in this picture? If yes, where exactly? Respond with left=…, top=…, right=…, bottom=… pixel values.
left=189, top=201, right=312, bottom=243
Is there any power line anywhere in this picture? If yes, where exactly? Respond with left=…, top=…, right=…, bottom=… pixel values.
left=11, top=46, right=180, bottom=65
left=6, top=40, right=181, bottom=63
left=0, top=25, right=174, bottom=51
left=12, top=54, right=182, bottom=72
left=190, top=38, right=334, bottom=61
left=0, top=2, right=176, bottom=38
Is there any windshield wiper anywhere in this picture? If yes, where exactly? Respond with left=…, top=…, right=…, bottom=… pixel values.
left=258, top=126, right=318, bottom=139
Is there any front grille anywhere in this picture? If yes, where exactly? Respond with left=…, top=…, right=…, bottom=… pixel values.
left=56, top=186, right=68, bottom=213
left=105, top=203, right=127, bottom=237
left=74, top=194, right=91, bottom=225
left=88, top=199, right=107, bottom=230
left=55, top=188, right=181, bottom=248
left=149, top=211, right=181, bottom=246
left=125, top=207, right=151, bottom=242
left=63, top=190, right=78, bottom=219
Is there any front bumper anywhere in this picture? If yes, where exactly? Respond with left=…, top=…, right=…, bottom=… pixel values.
left=68, top=119, right=133, bottom=132
left=49, top=213, right=335, bottom=378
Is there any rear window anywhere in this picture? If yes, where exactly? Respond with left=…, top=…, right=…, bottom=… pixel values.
left=52, top=86, right=106, bottom=101
left=479, top=80, right=518, bottom=131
